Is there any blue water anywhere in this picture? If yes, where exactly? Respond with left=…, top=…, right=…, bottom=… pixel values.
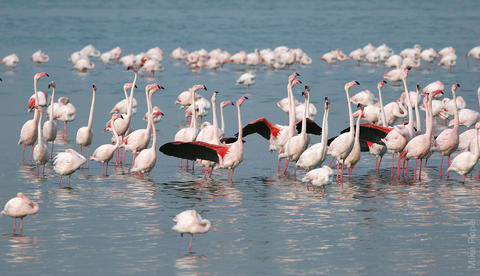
left=1, top=0, right=480, bottom=275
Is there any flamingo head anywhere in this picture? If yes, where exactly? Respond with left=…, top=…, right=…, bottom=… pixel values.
left=402, top=68, right=409, bottom=78
left=378, top=80, right=387, bottom=88
left=301, top=90, right=309, bottom=98
left=147, top=83, right=164, bottom=94
left=92, top=84, right=96, bottom=91
left=292, top=79, right=302, bottom=87
left=304, top=85, right=310, bottom=91
left=221, top=101, right=234, bottom=108
left=112, top=113, right=124, bottom=120
left=476, top=122, right=480, bottom=130
left=452, top=83, right=460, bottom=90
left=237, top=96, right=248, bottom=106
left=325, top=97, right=330, bottom=109
left=345, top=80, right=360, bottom=90
left=139, top=58, right=148, bottom=67
left=123, top=83, right=136, bottom=90
left=127, top=65, right=138, bottom=72
left=288, top=72, right=300, bottom=82
left=193, top=84, right=207, bottom=92
left=48, top=81, right=56, bottom=89
left=416, top=83, right=420, bottom=91
left=34, top=72, right=49, bottom=80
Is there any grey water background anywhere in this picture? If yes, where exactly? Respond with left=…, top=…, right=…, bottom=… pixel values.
left=1, top=0, right=480, bottom=275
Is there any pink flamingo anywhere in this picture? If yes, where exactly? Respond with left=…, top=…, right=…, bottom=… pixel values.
left=1, top=193, right=39, bottom=234
left=76, top=84, right=96, bottom=168
left=344, top=105, right=364, bottom=179
left=172, top=210, right=211, bottom=252
left=91, top=114, right=123, bottom=175
left=43, top=82, right=57, bottom=159
left=432, top=83, right=460, bottom=178
left=54, top=149, right=86, bottom=186
left=19, top=72, right=49, bottom=162
left=33, top=106, right=48, bottom=176
left=448, top=123, right=480, bottom=182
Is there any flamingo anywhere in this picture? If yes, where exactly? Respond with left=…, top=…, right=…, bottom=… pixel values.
left=33, top=106, right=48, bottom=176
left=349, top=89, right=376, bottom=106
left=18, top=72, right=49, bottom=162
left=43, top=81, right=57, bottom=159
left=1, top=193, right=39, bottom=234
left=438, top=53, right=456, bottom=72
left=450, top=106, right=480, bottom=129
left=438, top=46, right=455, bottom=57
left=433, top=84, right=460, bottom=178
left=399, top=90, right=442, bottom=180
left=174, top=84, right=207, bottom=169
left=73, top=57, right=95, bottom=71
left=109, top=83, right=138, bottom=114
left=56, top=96, right=76, bottom=139
left=143, top=106, right=164, bottom=124
left=302, top=166, right=333, bottom=195
left=160, top=96, right=248, bottom=181
left=328, top=80, right=360, bottom=183
left=139, top=57, right=164, bottom=76
left=458, top=88, right=480, bottom=151
left=466, top=45, right=480, bottom=67
left=385, top=55, right=402, bottom=69
left=0, top=54, right=19, bottom=68
left=130, top=85, right=163, bottom=176
left=105, top=66, right=138, bottom=138
left=171, top=47, right=188, bottom=60
left=54, top=148, right=86, bottom=186
left=30, top=50, right=49, bottom=63
left=79, top=44, right=101, bottom=57
left=91, top=114, right=123, bottom=175
left=383, top=68, right=404, bottom=84
left=349, top=48, right=364, bottom=65
left=344, top=105, right=364, bottom=179
left=236, top=72, right=255, bottom=93
left=76, top=84, right=97, bottom=168
left=172, top=210, right=211, bottom=252
left=420, top=48, right=437, bottom=70
left=278, top=86, right=311, bottom=175
left=448, top=123, right=480, bottom=182
left=320, top=51, right=337, bottom=64
left=185, top=96, right=211, bottom=123
left=296, top=97, right=330, bottom=171
left=123, top=84, right=164, bottom=167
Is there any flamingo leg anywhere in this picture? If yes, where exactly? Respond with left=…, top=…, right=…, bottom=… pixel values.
left=192, top=162, right=194, bottom=172
left=86, top=146, right=90, bottom=169
left=340, top=160, right=345, bottom=183
left=336, top=160, right=340, bottom=183
left=30, top=145, right=34, bottom=162
left=209, top=168, right=213, bottom=178
left=13, top=217, right=16, bottom=232
left=446, top=155, right=450, bottom=179
left=68, top=175, right=71, bottom=187
left=21, top=145, right=26, bottom=162
left=180, top=159, right=183, bottom=169
left=189, top=234, right=194, bottom=251
left=419, top=159, right=423, bottom=180
left=379, top=156, right=383, bottom=169
left=439, top=155, right=443, bottom=179
left=58, top=175, right=63, bottom=185
left=391, top=153, right=395, bottom=178
left=414, top=159, right=418, bottom=180
left=20, top=218, right=23, bottom=235
left=277, top=159, right=281, bottom=173
left=283, top=158, right=289, bottom=174
left=186, top=160, right=189, bottom=170
left=37, top=164, right=39, bottom=176
left=396, top=156, right=401, bottom=179
left=328, top=157, right=335, bottom=168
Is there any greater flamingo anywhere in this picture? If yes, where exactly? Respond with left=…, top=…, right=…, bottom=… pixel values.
left=18, top=72, right=49, bottom=162
left=296, top=97, right=330, bottom=171
left=432, top=83, right=460, bottom=178
left=91, top=114, right=123, bottom=175
left=76, top=84, right=97, bottom=168
left=302, top=166, right=333, bottom=195
left=143, top=106, right=164, bottom=124
left=130, top=84, right=164, bottom=176
left=1, top=193, right=39, bottom=234
left=56, top=96, right=76, bottom=139
left=328, top=80, right=360, bottom=183
left=30, top=50, right=49, bottom=63
left=33, top=106, right=48, bottom=176
left=43, top=81, right=57, bottom=159
left=236, top=72, right=255, bottom=93
left=54, top=149, right=86, bottom=186
left=448, top=123, right=480, bottom=182
left=172, top=210, right=211, bottom=252
left=124, top=84, right=164, bottom=167
left=109, top=83, right=138, bottom=114
left=0, top=54, right=19, bottom=68
left=344, top=105, right=363, bottom=179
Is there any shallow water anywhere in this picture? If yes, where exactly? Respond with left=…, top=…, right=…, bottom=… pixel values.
left=1, top=0, right=480, bottom=275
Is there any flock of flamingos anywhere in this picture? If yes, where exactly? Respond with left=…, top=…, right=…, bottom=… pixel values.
left=2, top=42, right=480, bottom=251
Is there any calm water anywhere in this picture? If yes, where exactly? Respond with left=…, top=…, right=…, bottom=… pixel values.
left=1, top=0, right=480, bottom=275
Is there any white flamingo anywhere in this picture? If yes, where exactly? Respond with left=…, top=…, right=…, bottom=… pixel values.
left=172, top=210, right=211, bottom=252
left=91, top=114, right=123, bottom=175
left=54, top=149, right=86, bottom=186
left=448, top=123, right=480, bottom=182
left=43, top=81, right=57, bottom=159
left=1, top=193, right=39, bottom=234
left=33, top=106, right=48, bottom=176
left=76, top=84, right=97, bottom=168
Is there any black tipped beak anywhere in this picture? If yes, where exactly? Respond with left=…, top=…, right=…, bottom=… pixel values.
left=295, top=72, right=300, bottom=76
left=46, top=73, right=49, bottom=77
left=135, top=84, right=137, bottom=88
left=120, top=115, right=124, bottom=119
left=244, top=96, right=248, bottom=99
left=214, top=91, right=219, bottom=94
left=324, top=96, right=328, bottom=101
left=457, top=83, right=461, bottom=87
left=383, top=80, right=387, bottom=84
left=48, top=84, right=51, bottom=88
left=93, top=84, right=96, bottom=89
left=204, top=86, right=207, bottom=91
left=0, top=77, right=2, bottom=81
left=160, top=85, right=165, bottom=89
left=355, top=81, right=360, bottom=85
left=302, top=91, right=306, bottom=96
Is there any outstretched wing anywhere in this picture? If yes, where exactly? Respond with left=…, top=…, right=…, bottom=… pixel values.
left=295, top=118, right=322, bottom=135
left=340, top=123, right=391, bottom=144
left=159, top=141, right=225, bottom=162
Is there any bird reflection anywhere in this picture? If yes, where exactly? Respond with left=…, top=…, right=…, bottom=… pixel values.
left=3, top=234, right=39, bottom=263
left=174, top=254, right=207, bottom=270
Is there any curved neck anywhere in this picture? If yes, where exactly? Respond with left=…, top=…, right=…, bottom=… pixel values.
left=378, top=86, right=387, bottom=127
left=49, top=87, right=55, bottom=123
left=87, top=88, right=96, bottom=130
left=321, top=105, right=329, bottom=153
left=287, top=80, right=295, bottom=136
left=354, top=111, right=361, bottom=142
left=220, top=105, right=226, bottom=132
left=149, top=92, right=157, bottom=150
left=425, top=95, right=433, bottom=139
left=145, top=89, right=153, bottom=134
left=28, top=203, right=39, bottom=215
left=34, top=77, right=39, bottom=105
left=345, top=86, right=354, bottom=136
left=112, top=120, right=120, bottom=148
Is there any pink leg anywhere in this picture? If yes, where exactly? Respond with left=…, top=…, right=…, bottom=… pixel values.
left=186, top=160, right=189, bottom=169
left=22, top=145, right=26, bottom=162
left=336, top=161, right=340, bottom=183
left=192, top=162, right=194, bottom=172
left=294, top=166, right=296, bottom=176
left=283, top=158, right=289, bottom=174
left=180, top=159, right=183, bottom=169
left=58, top=175, right=63, bottom=185
left=439, top=155, right=443, bottom=179
left=419, top=159, right=423, bottom=180
left=414, top=159, right=418, bottom=180
left=209, top=168, right=213, bottom=178
left=328, top=157, right=335, bottom=168
left=68, top=175, right=71, bottom=187
left=379, top=156, right=383, bottom=169
left=230, top=169, right=235, bottom=180
left=86, top=146, right=90, bottom=169
left=189, top=234, right=194, bottom=251
left=340, top=160, right=345, bottom=183
left=446, top=155, right=450, bottom=179
left=396, top=156, right=401, bottom=179
left=13, top=217, right=16, bottom=232
left=30, top=145, right=34, bottom=162
left=20, top=218, right=23, bottom=234
left=391, top=153, right=395, bottom=178
left=277, top=159, right=281, bottom=173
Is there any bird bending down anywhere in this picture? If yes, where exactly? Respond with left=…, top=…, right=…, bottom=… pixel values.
left=1, top=193, right=39, bottom=234
left=172, top=210, right=211, bottom=252
left=302, top=166, right=334, bottom=195
left=54, top=149, right=86, bottom=186
left=448, top=123, right=480, bottom=182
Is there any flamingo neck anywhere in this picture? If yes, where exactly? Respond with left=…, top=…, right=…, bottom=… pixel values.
left=236, top=103, right=243, bottom=142
left=34, top=77, right=39, bottom=105
left=452, top=90, right=459, bottom=133
left=149, top=92, right=157, bottom=150
left=212, top=98, right=219, bottom=143
left=402, top=78, right=414, bottom=137
left=220, top=105, right=225, bottom=132
left=190, top=89, right=197, bottom=129
left=287, top=80, right=295, bottom=136
left=28, top=202, right=39, bottom=215
left=475, top=127, right=480, bottom=158
left=345, top=86, right=354, bottom=137
left=414, top=88, right=421, bottom=132
left=145, top=89, right=153, bottom=135
left=87, top=88, right=96, bottom=130
left=354, top=111, right=361, bottom=143
left=321, top=105, right=329, bottom=156
left=37, top=109, right=43, bottom=146
left=378, top=86, right=387, bottom=127
left=425, top=95, right=433, bottom=140
left=128, top=72, right=138, bottom=116
left=112, top=120, right=120, bottom=148
left=49, top=87, right=55, bottom=123
left=300, top=93, right=308, bottom=135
